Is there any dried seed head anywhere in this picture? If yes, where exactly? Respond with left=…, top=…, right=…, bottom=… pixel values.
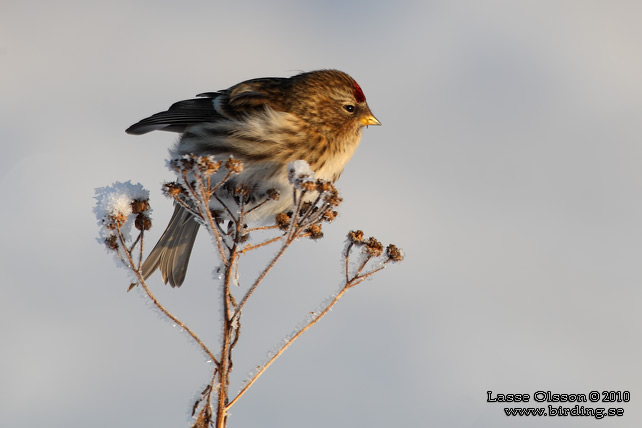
left=163, top=182, right=184, bottom=197
left=365, top=237, right=384, bottom=257
left=104, top=235, right=118, bottom=250
left=324, top=190, right=342, bottom=207
left=386, top=244, right=404, bottom=262
left=316, top=179, right=335, bottom=194
left=306, top=224, right=323, bottom=239
left=275, top=212, right=291, bottom=230
left=130, top=198, right=150, bottom=214
left=225, top=157, right=244, bottom=173
left=170, top=155, right=195, bottom=172
left=106, top=212, right=128, bottom=229
left=234, top=185, right=249, bottom=197
left=266, top=188, right=280, bottom=201
left=104, top=221, right=117, bottom=231
left=301, top=181, right=317, bottom=192
left=234, top=185, right=251, bottom=205
left=322, top=210, right=338, bottom=222
left=348, top=230, right=365, bottom=244
left=134, top=213, right=152, bottom=231
left=196, top=156, right=221, bottom=175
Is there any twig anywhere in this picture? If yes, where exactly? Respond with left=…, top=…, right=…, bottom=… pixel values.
left=238, top=235, right=284, bottom=255
left=286, top=189, right=306, bottom=241
left=244, top=197, right=272, bottom=215
left=227, top=284, right=350, bottom=410
left=245, top=224, right=281, bottom=233
left=344, top=242, right=353, bottom=284
left=117, top=226, right=219, bottom=366
left=97, top=158, right=404, bottom=428
left=295, top=192, right=323, bottom=225
left=178, top=169, right=229, bottom=266
left=215, top=247, right=238, bottom=428
left=232, top=237, right=291, bottom=320
left=208, top=170, right=235, bottom=196
left=137, top=230, right=144, bottom=271
left=226, top=246, right=389, bottom=409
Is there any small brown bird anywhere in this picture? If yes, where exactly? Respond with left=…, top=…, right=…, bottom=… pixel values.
left=127, top=69, right=379, bottom=287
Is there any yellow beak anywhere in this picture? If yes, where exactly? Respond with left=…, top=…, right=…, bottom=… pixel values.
left=360, top=113, right=381, bottom=127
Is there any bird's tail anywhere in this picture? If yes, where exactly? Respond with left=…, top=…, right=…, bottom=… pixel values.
left=141, top=205, right=200, bottom=287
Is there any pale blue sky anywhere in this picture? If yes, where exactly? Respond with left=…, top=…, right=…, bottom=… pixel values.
left=2, top=1, right=642, bottom=427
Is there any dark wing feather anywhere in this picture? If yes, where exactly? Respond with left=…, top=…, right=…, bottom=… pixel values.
left=125, top=93, right=224, bottom=135
left=126, top=77, right=289, bottom=135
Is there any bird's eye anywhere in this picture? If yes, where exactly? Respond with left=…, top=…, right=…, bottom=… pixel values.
left=344, top=105, right=355, bottom=113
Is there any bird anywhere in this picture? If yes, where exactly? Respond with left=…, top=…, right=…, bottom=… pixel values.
left=126, top=69, right=380, bottom=287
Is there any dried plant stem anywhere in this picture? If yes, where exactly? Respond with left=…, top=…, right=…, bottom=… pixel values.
left=233, top=192, right=315, bottom=318
left=215, top=247, right=239, bottom=428
left=116, top=226, right=219, bottom=366
left=297, top=192, right=323, bottom=224
left=202, top=204, right=228, bottom=265
left=139, top=276, right=219, bottom=365
left=348, top=264, right=387, bottom=287
left=233, top=242, right=289, bottom=318
left=245, top=225, right=281, bottom=233
left=355, top=255, right=373, bottom=278
left=286, top=190, right=306, bottom=241
left=207, top=170, right=235, bottom=196
left=238, top=235, right=283, bottom=254
left=137, top=231, right=144, bottom=271
left=244, top=197, right=272, bottom=215
left=212, top=194, right=239, bottom=226
left=179, top=171, right=229, bottom=264
left=227, top=284, right=348, bottom=410
left=345, top=242, right=353, bottom=283
left=226, top=261, right=384, bottom=410
left=96, top=159, right=403, bottom=428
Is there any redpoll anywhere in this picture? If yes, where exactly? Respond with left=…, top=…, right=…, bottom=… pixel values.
left=127, top=69, right=380, bottom=286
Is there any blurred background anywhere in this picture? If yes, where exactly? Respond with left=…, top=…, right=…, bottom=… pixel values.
left=2, top=1, right=641, bottom=427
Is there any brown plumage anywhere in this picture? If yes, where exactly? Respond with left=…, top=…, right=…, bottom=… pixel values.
left=127, top=69, right=379, bottom=287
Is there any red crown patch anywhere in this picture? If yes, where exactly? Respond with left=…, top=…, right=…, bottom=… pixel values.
left=353, top=81, right=366, bottom=103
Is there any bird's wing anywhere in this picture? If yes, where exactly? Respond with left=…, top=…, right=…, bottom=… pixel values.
left=126, top=77, right=289, bottom=135
left=125, top=93, right=225, bottom=135
left=224, top=77, right=288, bottom=113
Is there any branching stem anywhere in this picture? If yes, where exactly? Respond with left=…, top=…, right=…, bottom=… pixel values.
left=116, top=225, right=219, bottom=366
left=98, top=157, right=403, bottom=428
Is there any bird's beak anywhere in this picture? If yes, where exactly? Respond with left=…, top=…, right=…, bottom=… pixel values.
left=360, top=113, right=381, bottom=127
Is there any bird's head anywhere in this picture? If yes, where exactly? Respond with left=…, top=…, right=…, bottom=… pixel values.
left=288, top=70, right=380, bottom=138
